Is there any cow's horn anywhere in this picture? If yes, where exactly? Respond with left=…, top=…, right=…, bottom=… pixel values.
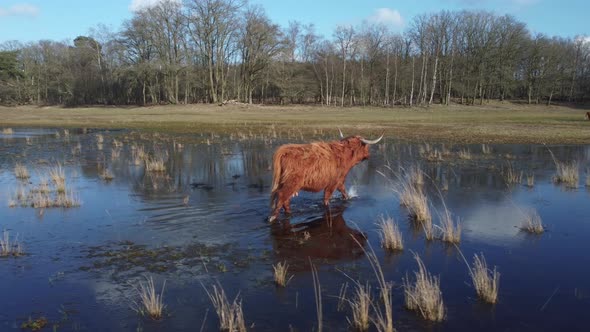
left=360, top=133, right=384, bottom=145
left=338, top=128, right=344, bottom=139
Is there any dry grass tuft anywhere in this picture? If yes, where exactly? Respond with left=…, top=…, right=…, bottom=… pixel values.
left=470, top=253, right=500, bottom=304
left=350, top=238, right=393, bottom=332
left=14, top=162, right=30, bottom=179
left=133, top=276, right=166, bottom=320
left=132, top=145, right=148, bottom=165
left=349, top=283, right=371, bottom=331
left=403, top=253, right=445, bottom=322
left=145, top=156, right=166, bottom=172
left=49, top=163, right=66, bottom=192
left=378, top=215, right=403, bottom=251
left=552, top=161, right=579, bottom=188
left=204, top=283, right=246, bottom=332
left=408, top=165, right=424, bottom=186
left=55, top=191, right=81, bottom=208
left=458, top=149, right=471, bottom=160
left=99, top=169, right=115, bottom=181
left=520, top=209, right=544, bottom=234
left=502, top=162, right=522, bottom=185
left=438, top=210, right=461, bottom=244
left=272, top=261, right=292, bottom=287
left=526, top=173, right=535, bottom=187
left=2, top=128, right=14, bottom=135
left=394, top=174, right=431, bottom=224
left=0, top=230, right=24, bottom=257
left=481, top=144, right=492, bottom=155
left=31, top=192, right=53, bottom=208
left=96, top=134, right=104, bottom=143
left=112, top=138, right=123, bottom=147
left=310, top=261, right=323, bottom=332
left=111, top=147, right=121, bottom=160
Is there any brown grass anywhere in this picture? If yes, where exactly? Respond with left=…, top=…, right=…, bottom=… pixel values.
left=99, top=169, right=115, bottom=181
left=145, top=156, right=166, bottom=172
left=2, top=127, right=14, bottom=135
left=481, top=144, right=492, bottom=155
left=133, top=276, right=166, bottom=320
left=204, top=283, right=246, bottom=332
left=458, top=149, right=472, bottom=160
left=552, top=161, right=579, bottom=188
left=272, top=261, right=292, bottom=287
left=502, top=162, right=522, bottom=185
left=520, top=209, right=544, bottom=234
left=526, top=173, right=535, bottom=187
left=49, top=163, right=66, bottom=192
left=470, top=253, right=500, bottom=304
left=310, top=261, right=323, bottom=332
left=14, top=162, right=30, bottom=179
left=0, top=230, right=24, bottom=257
left=132, top=145, right=147, bottom=165
left=2, top=103, right=588, bottom=144
left=349, top=282, right=371, bottom=331
left=438, top=210, right=461, bottom=244
left=377, top=215, right=403, bottom=251
left=403, top=253, right=445, bottom=322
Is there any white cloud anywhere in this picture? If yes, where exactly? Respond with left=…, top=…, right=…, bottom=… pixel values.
left=368, top=8, right=405, bottom=29
left=0, top=3, right=39, bottom=17
left=129, top=0, right=180, bottom=11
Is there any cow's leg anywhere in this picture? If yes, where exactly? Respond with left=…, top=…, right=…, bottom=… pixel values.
left=337, top=184, right=349, bottom=200
left=323, top=186, right=337, bottom=206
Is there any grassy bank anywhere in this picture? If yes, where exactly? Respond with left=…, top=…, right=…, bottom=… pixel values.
left=1, top=103, right=589, bottom=143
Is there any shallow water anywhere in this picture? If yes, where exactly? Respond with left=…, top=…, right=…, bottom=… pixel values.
left=1, top=128, right=589, bottom=331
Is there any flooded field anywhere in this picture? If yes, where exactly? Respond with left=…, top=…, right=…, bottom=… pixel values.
left=1, top=128, right=589, bottom=331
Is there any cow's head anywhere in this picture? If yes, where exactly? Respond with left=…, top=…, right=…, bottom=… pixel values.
left=338, top=129, right=384, bottom=162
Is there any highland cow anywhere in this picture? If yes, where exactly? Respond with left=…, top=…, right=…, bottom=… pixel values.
left=269, top=131, right=383, bottom=222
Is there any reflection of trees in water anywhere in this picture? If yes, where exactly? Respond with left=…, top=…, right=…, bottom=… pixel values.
left=270, top=205, right=367, bottom=272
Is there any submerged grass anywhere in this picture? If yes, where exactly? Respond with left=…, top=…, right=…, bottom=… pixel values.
left=133, top=276, right=166, bottom=320
left=377, top=215, right=403, bottom=251
left=403, top=253, right=445, bottom=322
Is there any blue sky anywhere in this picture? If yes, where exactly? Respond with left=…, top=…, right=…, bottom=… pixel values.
left=0, top=0, right=588, bottom=44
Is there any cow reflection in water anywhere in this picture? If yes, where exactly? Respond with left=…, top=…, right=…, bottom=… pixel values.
left=270, top=205, right=367, bottom=271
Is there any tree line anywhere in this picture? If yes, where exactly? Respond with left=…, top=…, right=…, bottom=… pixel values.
left=1, top=0, right=589, bottom=107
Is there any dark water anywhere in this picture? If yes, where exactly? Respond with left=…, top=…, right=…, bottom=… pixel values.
left=0, top=128, right=589, bottom=331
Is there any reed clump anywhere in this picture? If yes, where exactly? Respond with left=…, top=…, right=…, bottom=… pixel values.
left=0, top=230, right=24, bottom=257
left=458, top=149, right=471, bottom=160
left=133, top=276, right=166, bottom=320
left=14, top=162, right=30, bottom=179
left=552, top=161, right=579, bottom=188
left=349, top=283, right=371, bottom=331
left=439, top=210, right=461, bottom=244
left=403, top=253, right=445, bottom=322
left=145, top=156, right=166, bottom=172
left=204, top=283, right=246, bottom=332
left=378, top=215, right=403, bottom=251
left=502, top=162, right=522, bottom=185
left=272, top=261, right=292, bottom=287
left=520, top=209, right=544, bottom=234
left=2, top=128, right=14, bottom=135
left=99, top=169, right=115, bottom=181
left=470, top=253, right=500, bottom=304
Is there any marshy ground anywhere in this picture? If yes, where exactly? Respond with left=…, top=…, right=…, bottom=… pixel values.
left=0, top=126, right=589, bottom=331
left=1, top=103, right=589, bottom=144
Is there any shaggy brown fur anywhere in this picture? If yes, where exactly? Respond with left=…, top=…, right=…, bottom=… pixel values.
left=269, top=136, right=372, bottom=221
left=586, top=112, right=590, bottom=120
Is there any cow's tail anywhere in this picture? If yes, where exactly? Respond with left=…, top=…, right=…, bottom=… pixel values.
left=270, top=148, right=284, bottom=211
